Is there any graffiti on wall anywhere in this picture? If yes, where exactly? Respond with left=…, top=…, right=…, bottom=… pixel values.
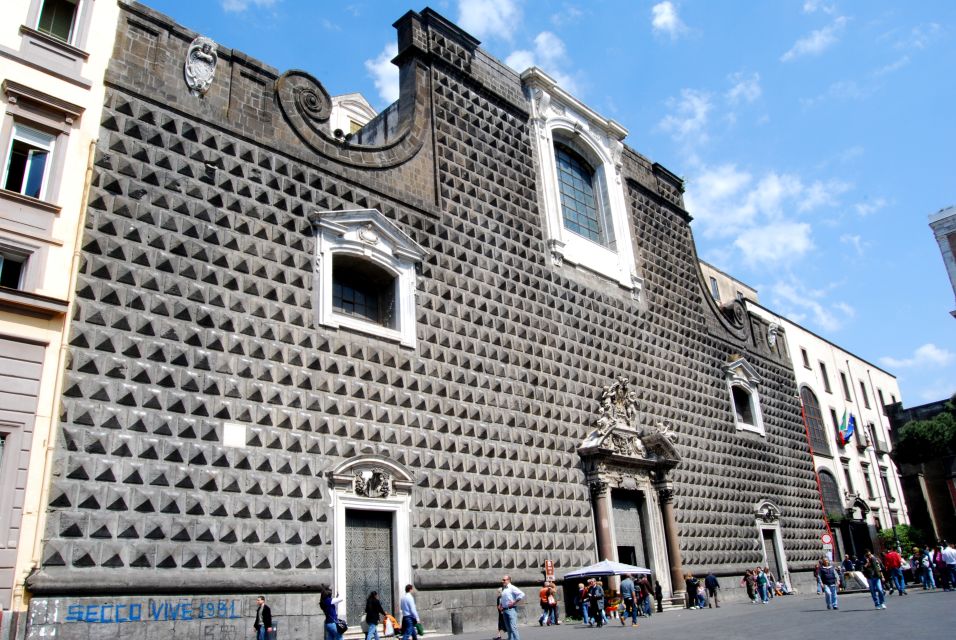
left=63, top=598, right=241, bottom=624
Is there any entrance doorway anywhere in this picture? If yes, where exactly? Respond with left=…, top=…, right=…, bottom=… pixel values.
left=345, top=510, right=394, bottom=625
left=761, top=530, right=783, bottom=578
left=612, top=490, right=649, bottom=567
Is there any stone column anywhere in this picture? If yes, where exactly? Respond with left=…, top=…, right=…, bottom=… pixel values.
left=655, top=480, right=685, bottom=598
left=589, top=480, right=615, bottom=562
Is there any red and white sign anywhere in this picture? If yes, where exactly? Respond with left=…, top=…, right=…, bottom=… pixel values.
left=544, top=560, right=554, bottom=581
left=821, top=533, right=833, bottom=545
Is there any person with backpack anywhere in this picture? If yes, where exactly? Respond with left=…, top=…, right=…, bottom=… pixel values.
left=863, top=551, right=887, bottom=609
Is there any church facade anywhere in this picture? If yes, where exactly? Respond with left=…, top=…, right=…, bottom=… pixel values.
left=23, top=3, right=826, bottom=638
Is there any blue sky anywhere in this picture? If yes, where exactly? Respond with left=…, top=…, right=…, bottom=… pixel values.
left=146, top=0, right=956, bottom=406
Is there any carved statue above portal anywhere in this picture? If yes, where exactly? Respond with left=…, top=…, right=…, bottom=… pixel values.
left=354, top=469, right=393, bottom=498
left=184, top=36, right=218, bottom=97
left=596, top=376, right=640, bottom=435
left=578, top=377, right=682, bottom=471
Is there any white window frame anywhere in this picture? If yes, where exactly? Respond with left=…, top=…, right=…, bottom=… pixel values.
left=522, top=68, right=642, bottom=295
left=3, top=123, right=55, bottom=201
left=311, top=209, right=426, bottom=349
left=35, top=0, right=82, bottom=45
left=725, top=356, right=765, bottom=435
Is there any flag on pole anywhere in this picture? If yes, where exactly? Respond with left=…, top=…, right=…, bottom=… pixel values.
left=837, top=410, right=856, bottom=446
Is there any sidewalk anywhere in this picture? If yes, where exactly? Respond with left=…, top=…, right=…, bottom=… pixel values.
left=420, top=587, right=954, bottom=640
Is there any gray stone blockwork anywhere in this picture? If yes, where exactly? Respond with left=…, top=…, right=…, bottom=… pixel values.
left=25, top=2, right=825, bottom=638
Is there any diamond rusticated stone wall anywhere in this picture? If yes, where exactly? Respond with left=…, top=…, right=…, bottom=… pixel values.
left=25, top=2, right=823, bottom=638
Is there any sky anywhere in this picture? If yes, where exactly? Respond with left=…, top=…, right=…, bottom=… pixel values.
left=145, top=0, right=956, bottom=406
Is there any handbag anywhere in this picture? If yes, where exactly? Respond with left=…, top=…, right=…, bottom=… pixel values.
left=414, top=622, right=425, bottom=636
left=336, top=620, right=349, bottom=634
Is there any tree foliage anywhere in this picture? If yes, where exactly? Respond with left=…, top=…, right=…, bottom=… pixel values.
left=893, top=394, right=956, bottom=464
left=878, top=524, right=925, bottom=551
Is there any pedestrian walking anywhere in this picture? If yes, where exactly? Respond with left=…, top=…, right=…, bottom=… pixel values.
left=619, top=574, right=638, bottom=627
left=819, top=558, right=839, bottom=610
left=253, top=596, right=274, bottom=640
left=320, top=588, right=345, bottom=640
left=863, top=551, right=887, bottom=609
left=495, top=588, right=507, bottom=640
left=884, top=547, right=906, bottom=595
left=400, top=584, right=420, bottom=640
left=942, top=540, right=956, bottom=590
left=704, top=572, right=720, bottom=608
left=637, top=575, right=652, bottom=617
left=575, top=583, right=590, bottom=626
left=364, top=592, right=388, bottom=640
left=654, top=581, right=663, bottom=614
left=498, top=575, right=525, bottom=640
left=588, top=578, right=606, bottom=626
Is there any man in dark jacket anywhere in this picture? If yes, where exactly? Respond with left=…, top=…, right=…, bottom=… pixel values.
left=254, top=596, right=273, bottom=640
left=704, top=573, right=720, bottom=608
left=819, top=559, right=839, bottom=610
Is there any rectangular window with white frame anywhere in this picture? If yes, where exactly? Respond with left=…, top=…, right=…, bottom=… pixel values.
left=3, top=124, right=55, bottom=200
left=0, top=251, right=27, bottom=289
left=36, top=0, right=81, bottom=44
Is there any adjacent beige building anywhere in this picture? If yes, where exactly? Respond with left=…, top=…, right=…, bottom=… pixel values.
left=0, top=1, right=118, bottom=636
left=705, top=262, right=909, bottom=558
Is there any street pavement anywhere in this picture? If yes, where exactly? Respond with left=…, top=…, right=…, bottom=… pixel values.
left=449, top=588, right=955, bottom=640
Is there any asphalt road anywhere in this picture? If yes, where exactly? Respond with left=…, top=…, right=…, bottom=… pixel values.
left=448, top=588, right=955, bottom=640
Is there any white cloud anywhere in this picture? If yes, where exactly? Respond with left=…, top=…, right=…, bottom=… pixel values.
left=800, top=79, right=872, bottom=108
left=917, top=379, right=956, bottom=403
left=657, top=89, right=712, bottom=148
left=221, top=0, right=277, bottom=12
left=781, top=16, right=848, bottom=62
left=798, top=179, right=852, bottom=212
left=854, top=197, right=888, bottom=216
left=802, top=0, right=836, bottom=14
left=766, top=280, right=851, bottom=333
left=458, top=0, right=521, bottom=42
left=321, top=19, right=341, bottom=32
left=839, top=233, right=866, bottom=256
left=734, top=221, right=814, bottom=267
left=505, top=31, right=577, bottom=93
left=551, top=5, right=584, bottom=27
left=873, top=55, right=910, bottom=76
left=880, top=344, right=956, bottom=369
left=505, top=50, right=535, bottom=71
left=897, top=23, right=943, bottom=50
left=651, top=2, right=686, bottom=39
left=725, top=72, right=761, bottom=105
left=364, top=43, right=399, bottom=105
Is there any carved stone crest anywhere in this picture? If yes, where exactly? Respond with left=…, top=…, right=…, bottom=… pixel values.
left=184, top=36, right=218, bottom=97
left=756, top=502, right=779, bottom=523
left=353, top=468, right=392, bottom=498
left=359, top=223, right=380, bottom=245
left=767, top=322, right=779, bottom=348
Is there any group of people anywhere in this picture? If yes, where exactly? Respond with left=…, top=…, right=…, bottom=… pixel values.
left=740, top=567, right=785, bottom=604
left=683, top=572, right=722, bottom=609
left=814, top=540, right=956, bottom=611
left=293, top=584, right=421, bottom=640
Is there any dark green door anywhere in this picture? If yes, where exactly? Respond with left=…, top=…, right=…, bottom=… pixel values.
left=345, top=510, right=394, bottom=625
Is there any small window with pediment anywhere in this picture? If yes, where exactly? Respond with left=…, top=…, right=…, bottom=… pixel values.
left=312, top=209, right=426, bottom=348
left=725, top=356, right=765, bottom=435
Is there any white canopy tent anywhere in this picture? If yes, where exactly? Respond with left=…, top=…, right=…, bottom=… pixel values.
left=562, top=559, right=652, bottom=580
